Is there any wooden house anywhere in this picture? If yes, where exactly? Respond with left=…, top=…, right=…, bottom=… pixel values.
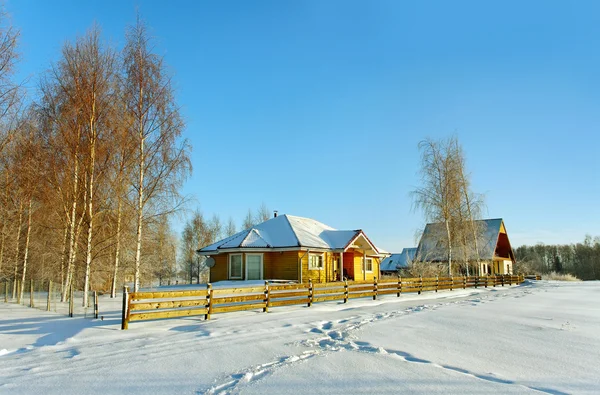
left=415, top=218, right=516, bottom=275
left=380, top=248, right=417, bottom=275
left=197, top=214, right=384, bottom=283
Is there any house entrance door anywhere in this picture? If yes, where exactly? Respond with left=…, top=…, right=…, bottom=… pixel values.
left=246, top=254, right=263, bottom=280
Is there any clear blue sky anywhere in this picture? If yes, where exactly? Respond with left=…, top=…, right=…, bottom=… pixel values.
left=9, top=0, right=600, bottom=252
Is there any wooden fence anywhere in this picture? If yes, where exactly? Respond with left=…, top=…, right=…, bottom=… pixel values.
left=121, top=274, right=525, bottom=329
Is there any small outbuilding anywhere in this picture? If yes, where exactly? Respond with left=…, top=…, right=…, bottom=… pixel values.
left=380, top=248, right=417, bottom=274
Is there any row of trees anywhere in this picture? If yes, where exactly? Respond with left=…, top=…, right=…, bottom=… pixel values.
left=179, top=204, right=273, bottom=284
left=0, top=14, right=190, bottom=305
left=412, top=136, right=486, bottom=275
left=514, top=236, right=600, bottom=280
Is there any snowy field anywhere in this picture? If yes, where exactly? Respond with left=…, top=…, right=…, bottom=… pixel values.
left=1, top=281, right=599, bottom=395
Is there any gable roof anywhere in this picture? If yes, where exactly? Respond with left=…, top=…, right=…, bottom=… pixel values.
left=380, top=248, right=417, bottom=272
left=198, top=214, right=380, bottom=255
left=415, top=218, right=513, bottom=262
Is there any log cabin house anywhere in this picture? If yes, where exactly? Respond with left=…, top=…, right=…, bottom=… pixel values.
left=197, top=214, right=385, bottom=283
left=415, top=218, right=516, bottom=275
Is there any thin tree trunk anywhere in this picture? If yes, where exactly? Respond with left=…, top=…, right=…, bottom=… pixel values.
left=83, top=119, right=96, bottom=307
left=0, top=215, right=6, bottom=275
left=111, top=198, right=122, bottom=298
left=459, top=167, right=481, bottom=277
left=0, top=172, right=8, bottom=274
left=60, top=225, right=68, bottom=298
left=19, top=198, right=33, bottom=302
left=462, top=233, right=470, bottom=277
left=12, top=201, right=23, bottom=299
left=134, top=114, right=145, bottom=293
left=445, top=219, right=452, bottom=276
left=63, top=139, right=80, bottom=301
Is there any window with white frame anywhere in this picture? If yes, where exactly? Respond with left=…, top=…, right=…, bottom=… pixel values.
left=309, top=253, right=324, bottom=270
left=365, top=258, right=373, bottom=272
left=229, top=254, right=243, bottom=279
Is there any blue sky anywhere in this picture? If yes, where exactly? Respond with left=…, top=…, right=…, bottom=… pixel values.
left=9, top=0, right=600, bottom=252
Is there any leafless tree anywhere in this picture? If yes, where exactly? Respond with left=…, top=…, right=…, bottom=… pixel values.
left=0, top=9, right=23, bottom=156
left=242, top=209, right=254, bottom=230
left=225, top=217, right=236, bottom=237
left=412, top=137, right=461, bottom=275
left=255, top=202, right=271, bottom=223
left=412, top=136, right=485, bottom=276
left=123, top=16, right=191, bottom=292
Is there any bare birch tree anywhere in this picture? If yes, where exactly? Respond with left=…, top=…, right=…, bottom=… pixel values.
left=0, top=8, right=22, bottom=156
left=225, top=217, right=236, bottom=237
left=123, top=16, right=190, bottom=292
left=412, top=137, right=461, bottom=275
left=413, top=136, right=485, bottom=276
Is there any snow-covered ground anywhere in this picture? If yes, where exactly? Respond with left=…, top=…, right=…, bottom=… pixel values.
left=1, top=281, right=599, bottom=394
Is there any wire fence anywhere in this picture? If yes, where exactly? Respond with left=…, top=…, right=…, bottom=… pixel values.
left=1, top=279, right=100, bottom=319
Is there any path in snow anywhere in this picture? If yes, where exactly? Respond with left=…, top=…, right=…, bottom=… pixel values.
left=199, top=282, right=564, bottom=395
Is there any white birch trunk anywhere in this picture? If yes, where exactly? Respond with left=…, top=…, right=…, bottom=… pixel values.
left=111, top=198, right=122, bottom=298
left=19, top=198, right=33, bottom=302
left=63, top=143, right=80, bottom=301
left=134, top=131, right=144, bottom=293
left=83, top=116, right=96, bottom=308
left=59, top=225, right=68, bottom=299
left=445, top=219, right=452, bottom=276
left=12, top=201, right=23, bottom=299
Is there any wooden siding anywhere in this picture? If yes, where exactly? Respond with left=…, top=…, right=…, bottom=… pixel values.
left=343, top=252, right=354, bottom=279
left=210, top=254, right=229, bottom=282
left=266, top=251, right=299, bottom=281
left=209, top=250, right=379, bottom=283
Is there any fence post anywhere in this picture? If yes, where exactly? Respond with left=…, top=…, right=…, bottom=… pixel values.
left=435, top=276, right=439, bottom=293
left=69, top=285, right=74, bottom=317
left=47, top=281, right=52, bottom=311
left=263, top=281, right=269, bottom=313
left=508, top=275, right=512, bottom=286
left=450, top=276, right=453, bottom=291
left=121, top=286, right=129, bottom=330
left=94, top=291, right=99, bottom=319
left=373, top=277, right=378, bottom=300
left=344, top=280, right=348, bottom=303
left=205, top=283, right=213, bottom=320
left=484, top=275, right=488, bottom=288
left=308, top=280, right=313, bottom=307
left=397, top=275, right=402, bottom=297
left=418, top=276, right=422, bottom=295
left=30, top=279, right=34, bottom=307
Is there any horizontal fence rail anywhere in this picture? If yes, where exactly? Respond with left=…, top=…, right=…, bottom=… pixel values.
left=121, top=274, right=526, bottom=329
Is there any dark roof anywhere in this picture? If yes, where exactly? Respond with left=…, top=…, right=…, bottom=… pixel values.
left=415, top=218, right=508, bottom=262
left=380, top=248, right=417, bottom=272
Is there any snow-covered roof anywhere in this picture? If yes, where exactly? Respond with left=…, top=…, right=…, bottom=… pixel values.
left=198, top=214, right=381, bottom=255
left=415, top=218, right=509, bottom=262
left=380, top=248, right=417, bottom=272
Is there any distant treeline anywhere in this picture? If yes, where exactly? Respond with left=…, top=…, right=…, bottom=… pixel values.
left=514, top=235, right=600, bottom=280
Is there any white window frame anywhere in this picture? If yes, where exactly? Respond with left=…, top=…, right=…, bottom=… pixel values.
left=365, top=258, right=373, bottom=273
left=245, top=253, right=264, bottom=280
left=229, top=253, right=243, bottom=280
left=308, top=253, right=324, bottom=270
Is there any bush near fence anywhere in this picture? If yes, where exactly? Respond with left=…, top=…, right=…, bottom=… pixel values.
left=121, top=274, right=526, bottom=330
